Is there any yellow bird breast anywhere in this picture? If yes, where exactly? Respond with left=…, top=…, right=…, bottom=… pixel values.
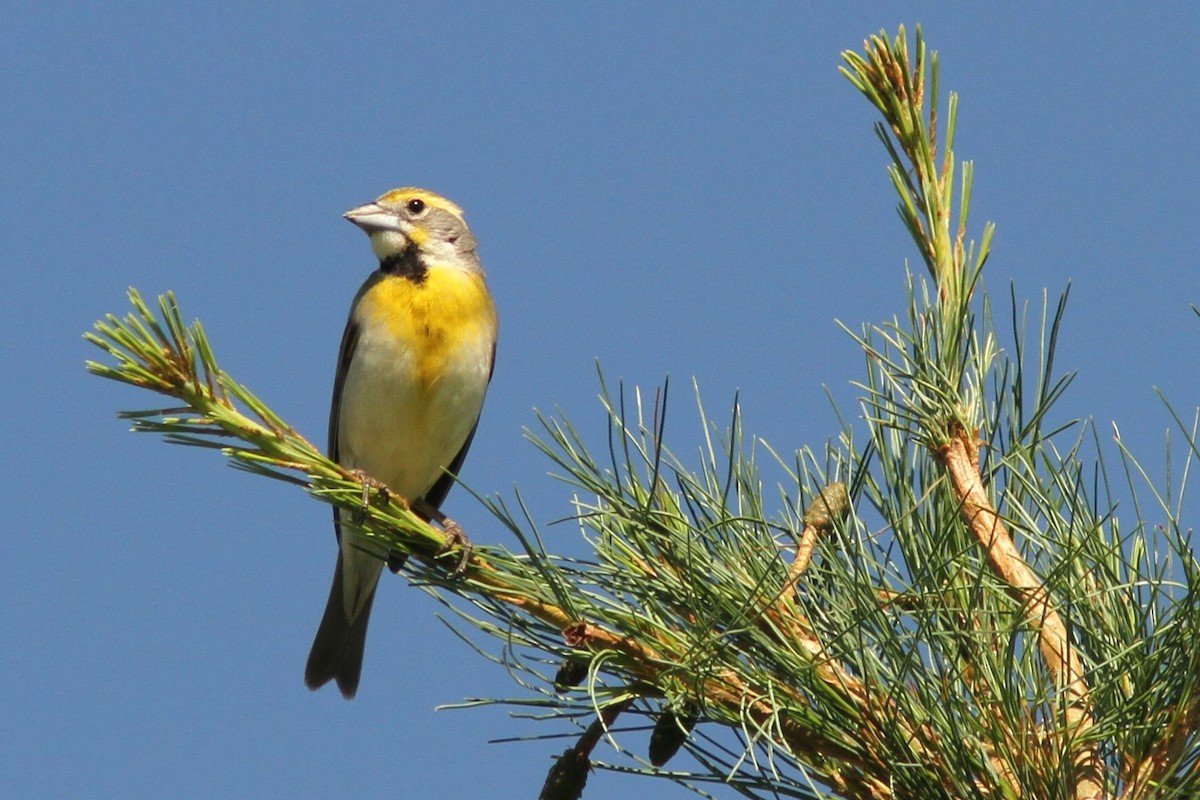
left=337, top=268, right=497, bottom=500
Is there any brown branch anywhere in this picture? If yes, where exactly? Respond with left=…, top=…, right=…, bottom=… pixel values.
left=427, top=513, right=916, bottom=795
left=1122, top=696, right=1200, bottom=799
left=938, top=424, right=1104, bottom=800
left=762, top=483, right=1017, bottom=797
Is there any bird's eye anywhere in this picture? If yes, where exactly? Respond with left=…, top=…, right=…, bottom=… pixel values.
left=407, top=198, right=426, bottom=215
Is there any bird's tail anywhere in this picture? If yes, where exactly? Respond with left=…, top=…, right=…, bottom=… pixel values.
left=305, top=551, right=377, bottom=699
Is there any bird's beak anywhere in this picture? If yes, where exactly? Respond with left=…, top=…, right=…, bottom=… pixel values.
left=343, top=202, right=403, bottom=233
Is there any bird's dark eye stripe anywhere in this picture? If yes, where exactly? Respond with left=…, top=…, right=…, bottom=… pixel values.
left=407, top=198, right=426, bottom=214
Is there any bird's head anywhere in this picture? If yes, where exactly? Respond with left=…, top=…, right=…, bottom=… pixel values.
left=344, top=187, right=477, bottom=268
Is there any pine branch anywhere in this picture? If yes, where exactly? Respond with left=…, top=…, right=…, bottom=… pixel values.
left=86, top=288, right=884, bottom=795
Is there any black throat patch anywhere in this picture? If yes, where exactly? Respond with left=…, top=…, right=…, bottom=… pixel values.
left=379, top=244, right=427, bottom=284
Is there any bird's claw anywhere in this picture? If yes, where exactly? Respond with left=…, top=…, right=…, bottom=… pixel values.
left=439, top=517, right=473, bottom=577
left=412, top=498, right=473, bottom=576
left=349, top=469, right=390, bottom=525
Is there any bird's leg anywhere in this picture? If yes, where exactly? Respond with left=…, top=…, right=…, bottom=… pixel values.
left=413, top=498, right=473, bottom=577
left=347, top=469, right=407, bottom=571
left=348, top=469, right=391, bottom=523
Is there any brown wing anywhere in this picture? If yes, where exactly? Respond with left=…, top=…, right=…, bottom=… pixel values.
left=328, top=272, right=384, bottom=541
left=306, top=275, right=383, bottom=697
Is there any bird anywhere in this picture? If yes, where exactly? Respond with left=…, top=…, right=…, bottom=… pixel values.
left=305, top=187, right=498, bottom=699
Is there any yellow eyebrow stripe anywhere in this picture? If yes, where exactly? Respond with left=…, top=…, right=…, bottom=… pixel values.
left=376, top=187, right=465, bottom=219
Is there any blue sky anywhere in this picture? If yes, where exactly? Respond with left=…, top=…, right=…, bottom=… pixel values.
left=4, top=4, right=1198, bottom=799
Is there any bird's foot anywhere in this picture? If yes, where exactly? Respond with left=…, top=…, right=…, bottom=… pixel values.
left=413, top=499, right=473, bottom=576
left=439, top=517, right=473, bottom=577
left=347, top=470, right=407, bottom=571
left=348, top=470, right=391, bottom=525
